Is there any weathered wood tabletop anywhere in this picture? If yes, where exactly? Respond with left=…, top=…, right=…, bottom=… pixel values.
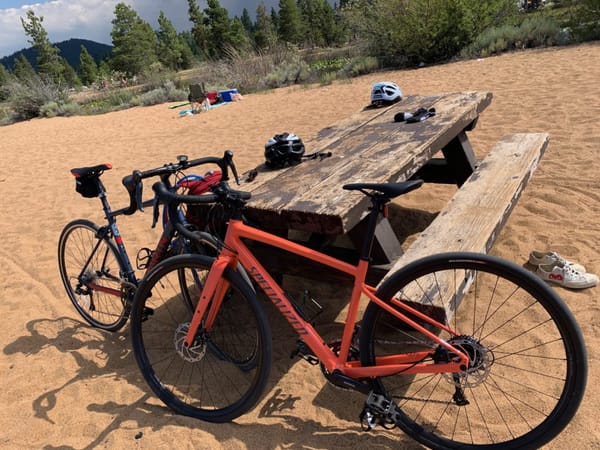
left=241, top=91, right=493, bottom=244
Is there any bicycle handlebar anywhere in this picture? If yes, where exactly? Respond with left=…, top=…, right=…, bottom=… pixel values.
left=152, top=178, right=251, bottom=206
left=120, top=150, right=240, bottom=215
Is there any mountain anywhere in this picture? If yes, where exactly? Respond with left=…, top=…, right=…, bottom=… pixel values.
left=0, top=38, right=112, bottom=72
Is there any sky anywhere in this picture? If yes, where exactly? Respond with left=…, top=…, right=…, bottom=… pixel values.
left=0, top=0, right=283, bottom=58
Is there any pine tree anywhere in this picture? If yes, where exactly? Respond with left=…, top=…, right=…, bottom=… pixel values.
left=254, top=3, right=276, bottom=49
left=0, top=63, right=12, bottom=101
left=98, top=60, right=111, bottom=82
left=298, top=0, right=326, bottom=47
left=0, top=63, right=12, bottom=84
left=229, top=17, right=252, bottom=53
left=240, top=8, right=254, bottom=33
left=79, top=46, right=98, bottom=86
left=157, top=11, right=191, bottom=70
left=110, top=3, right=158, bottom=76
left=20, top=10, right=64, bottom=83
left=177, top=33, right=195, bottom=69
left=204, top=0, right=233, bottom=58
left=61, top=57, right=81, bottom=88
left=12, top=53, right=36, bottom=81
left=319, top=0, right=340, bottom=46
left=187, top=0, right=210, bottom=57
left=271, top=7, right=280, bottom=33
left=278, top=0, right=302, bottom=44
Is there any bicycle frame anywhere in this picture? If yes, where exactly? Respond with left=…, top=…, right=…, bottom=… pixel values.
left=184, top=217, right=470, bottom=379
left=81, top=187, right=189, bottom=301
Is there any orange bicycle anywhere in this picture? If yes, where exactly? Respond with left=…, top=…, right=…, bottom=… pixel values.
left=129, top=152, right=587, bottom=449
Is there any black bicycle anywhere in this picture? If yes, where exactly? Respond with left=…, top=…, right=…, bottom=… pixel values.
left=58, top=151, right=238, bottom=331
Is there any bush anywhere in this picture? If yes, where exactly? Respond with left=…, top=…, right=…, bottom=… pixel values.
left=260, top=59, right=311, bottom=89
left=39, top=100, right=81, bottom=118
left=130, top=81, right=187, bottom=106
left=343, top=0, right=519, bottom=67
left=0, top=103, right=15, bottom=126
left=342, top=56, right=380, bottom=77
left=463, top=15, right=566, bottom=58
left=79, top=89, right=135, bottom=115
left=6, top=75, right=68, bottom=120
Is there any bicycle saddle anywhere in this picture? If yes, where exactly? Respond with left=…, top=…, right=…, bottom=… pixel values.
left=343, top=179, right=423, bottom=199
left=71, top=163, right=112, bottom=178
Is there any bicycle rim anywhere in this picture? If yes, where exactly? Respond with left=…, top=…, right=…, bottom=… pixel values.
left=359, top=252, right=587, bottom=449
left=58, top=219, right=128, bottom=331
left=130, top=254, right=272, bottom=422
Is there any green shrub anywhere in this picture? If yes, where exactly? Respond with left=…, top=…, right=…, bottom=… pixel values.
left=6, top=75, right=68, bottom=120
left=310, top=57, right=351, bottom=74
left=259, top=59, right=311, bottom=89
left=130, top=81, right=187, bottom=106
left=79, top=89, right=135, bottom=115
left=342, top=56, right=380, bottom=77
left=39, top=100, right=81, bottom=117
left=0, top=103, right=15, bottom=126
left=463, top=15, right=566, bottom=58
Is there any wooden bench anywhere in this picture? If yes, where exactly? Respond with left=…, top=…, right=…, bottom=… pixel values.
left=381, top=132, right=549, bottom=322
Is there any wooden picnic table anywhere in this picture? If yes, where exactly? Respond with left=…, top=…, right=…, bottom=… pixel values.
left=235, top=91, right=492, bottom=277
left=199, top=89, right=548, bottom=320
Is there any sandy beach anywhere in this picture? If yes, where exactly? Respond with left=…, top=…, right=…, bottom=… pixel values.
left=1, top=42, right=599, bottom=449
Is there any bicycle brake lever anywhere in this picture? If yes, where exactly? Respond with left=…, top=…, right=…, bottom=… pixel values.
left=151, top=195, right=159, bottom=229
left=223, top=150, right=240, bottom=185
left=135, top=181, right=144, bottom=212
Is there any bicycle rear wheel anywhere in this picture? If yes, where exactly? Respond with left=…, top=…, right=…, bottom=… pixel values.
left=359, top=252, right=587, bottom=449
left=58, top=219, right=129, bottom=331
left=130, top=254, right=272, bottom=422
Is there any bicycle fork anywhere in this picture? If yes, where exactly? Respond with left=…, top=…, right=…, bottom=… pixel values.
left=183, top=255, right=232, bottom=348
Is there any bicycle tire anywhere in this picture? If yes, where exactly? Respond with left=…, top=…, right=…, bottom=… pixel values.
left=359, top=252, right=587, bottom=449
left=130, top=254, right=272, bottom=422
left=58, top=219, right=129, bottom=331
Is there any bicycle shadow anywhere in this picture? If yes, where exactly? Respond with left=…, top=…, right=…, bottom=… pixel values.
left=5, top=313, right=420, bottom=449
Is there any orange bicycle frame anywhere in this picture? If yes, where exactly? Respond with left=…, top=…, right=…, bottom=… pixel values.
left=184, top=217, right=470, bottom=377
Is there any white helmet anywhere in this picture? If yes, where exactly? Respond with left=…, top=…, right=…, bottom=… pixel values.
left=371, top=81, right=402, bottom=106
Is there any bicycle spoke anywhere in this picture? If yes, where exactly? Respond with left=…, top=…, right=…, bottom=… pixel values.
left=360, top=253, right=587, bottom=449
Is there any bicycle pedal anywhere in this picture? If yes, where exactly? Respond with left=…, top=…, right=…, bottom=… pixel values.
left=360, top=391, right=401, bottom=431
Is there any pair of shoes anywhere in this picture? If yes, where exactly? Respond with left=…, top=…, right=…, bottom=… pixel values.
left=536, top=261, right=598, bottom=289
left=528, top=250, right=586, bottom=272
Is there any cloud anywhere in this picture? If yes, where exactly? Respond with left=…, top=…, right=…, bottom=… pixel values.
left=0, top=0, right=283, bottom=58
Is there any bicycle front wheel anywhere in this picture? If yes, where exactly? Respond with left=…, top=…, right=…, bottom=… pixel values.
left=58, top=219, right=129, bottom=331
left=359, top=252, right=587, bottom=450
left=130, top=254, right=272, bottom=423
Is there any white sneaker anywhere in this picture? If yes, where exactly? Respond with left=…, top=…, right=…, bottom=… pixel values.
left=537, top=262, right=598, bottom=289
left=528, top=251, right=586, bottom=273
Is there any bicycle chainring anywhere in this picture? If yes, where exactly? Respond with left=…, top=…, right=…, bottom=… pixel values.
left=321, top=340, right=361, bottom=389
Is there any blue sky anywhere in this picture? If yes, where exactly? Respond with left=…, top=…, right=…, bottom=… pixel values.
left=0, top=1, right=283, bottom=58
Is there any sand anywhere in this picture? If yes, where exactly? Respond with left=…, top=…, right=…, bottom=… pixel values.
left=1, top=42, right=599, bottom=449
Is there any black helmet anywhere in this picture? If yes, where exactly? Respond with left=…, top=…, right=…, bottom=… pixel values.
left=264, top=132, right=305, bottom=168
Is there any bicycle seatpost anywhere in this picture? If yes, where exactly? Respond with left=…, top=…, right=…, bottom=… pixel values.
left=359, top=195, right=389, bottom=262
